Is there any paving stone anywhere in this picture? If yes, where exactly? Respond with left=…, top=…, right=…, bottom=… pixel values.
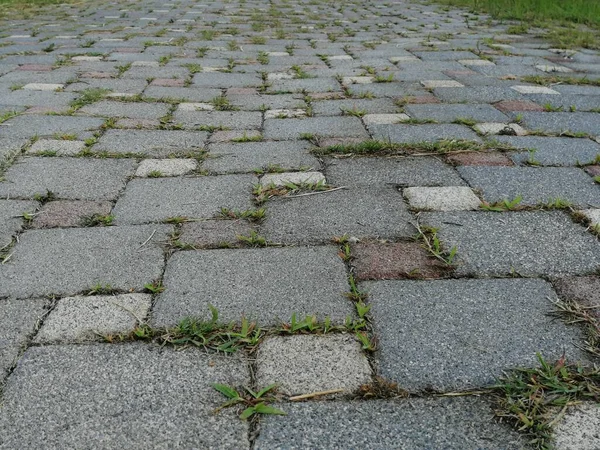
left=21, top=83, right=64, bottom=91
left=178, top=220, right=256, bottom=249
left=586, top=165, right=600, bottom=177
left=0, top=200, right=38, bottom=248
left=79, top=101, right=170, bottom=120
left=35, top=294, right=151, bottom=343
left=362, top=113, right=410, bottom=125
left=255, top=397, right=524, bottom=449
left=0, top=344, right=248, bottom=449
left=342, top=76, right=374, bottom=85
left=177, top=102, right=215, bottom=111
left=135, top=159, right=198, bottom=177
left=366, top=278, right=587, bottom=391
left=446, top=151, right=514, bottom=166
left=0, top=298, right=46, bottom=378
left=260, top=171, right=324, bottom=187
left=256, top=334, right=371, bottom=396
left=0, top=158, right=136, bottom=201
left=113, top=175, right=254, bottom=225
left=0, top=225, right=170, bottom=299
left=0, top=115, right=104, bottom=140
left=580, top=209, right=600, bottom=226
left=553, top=403, right=600, bottom=450
left=458, top=166, right=600, bottom=207
left=263, top=187, right=414, bottom=244
left=421, top=211, right=600, bottom=276
left=433, top=86, right=525, bottom=103
left=536, top=64, right=573, bottom=73
left=493, top=136, right=600, bottom=166
left=405, top=103, right=509, bottom=123
left=513, top=112, right=600, bottom=136
left=263, top=117, right=368, bottom=140
left=93, top=129, right=207, bottom=156
left=459, top=59, right=495, bottom=66
left=370, top=123, right=481, bottom=143
left=205, top=141, right=319, bottom=173
left=494, top=100, right=545, bottom=112
left=352, top=241, right=450, bottom=281
left=473, top=122, right=527, bottom=136
left=28, top=139, right=85, bottom=156
left=31, top=200, right=113, bottom=229
left=264, top=109, right=306, bottom=119
left=209, top=129, right=262, bottom=143
left=152, top=246, right=352, bottom=326
left=554, top=276, right=600, bottom=321
left=174, top=110, right=263, bottom=130
left=420, top=80, right=464, bottom=88
left=403, top=186, right=481, bottom=211
left=511, top=85, right=561, bottom=94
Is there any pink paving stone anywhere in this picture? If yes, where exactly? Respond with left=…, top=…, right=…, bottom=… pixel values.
left=150, top=78, right=185, bottom=87
left=227, top=88, right=258, bottom=95
left=446, top=152, right=514, bottom=166
left=17, top=64, right=53, bottom=71
left=494, top=100, right=544, bottom=113
left=209, top=129, right=262, bottom=143
left=31, top=200, right=113, bottom=229
left=352, top=241, right=452, bottom=281
left=585, top=166, right=600, bottom=177
left=116, top=118, right=161, bottom=129
left=554, top=276, right=600, bottom=321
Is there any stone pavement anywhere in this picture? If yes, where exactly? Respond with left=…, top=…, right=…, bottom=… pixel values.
left=0, top=0, right=599, bottom=448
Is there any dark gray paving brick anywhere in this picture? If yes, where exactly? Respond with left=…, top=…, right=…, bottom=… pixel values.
left=514, top=112, right=600, bottom=136
left=422, top=211, right=600, bottom=276
left=370, top=124, right=481, bottom=143
left=0, top=157, right=136, bottom=201
left=0, top=200, right=38, bottom=248
left=0, top=344, right=248, bottom=449
left=0, top=115, right=104, bottom=139
left=433, top=86, right=524, bottom=103
left=174, top=110, right=263, bottom=130
left=405, top=103, right=509, bottom=123
left=263, top=187, right=414, bottom=244
left=79, top=100, right=170, bottom=119
left=0, top=137, right=28, bottom=166
left=0, top=298, right=46, bottom=378
left=458, top=166, right=600, bottom=207
left=256, top=398, right=523, bottom=449
left=0, top=225, right=170, bottom=299
left=113, top=175, right=254, bottom=225
left=493, top=136, right=600, bottom=166
left=152, top=246, right=352, bottom=326
left=366, top=278, right=587, bottom=391
left=93, top=129, right=208, bottom=157
left=263, top=117, right=369, bottom=140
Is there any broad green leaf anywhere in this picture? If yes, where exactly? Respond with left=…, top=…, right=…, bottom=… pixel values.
left=254, top=402, right=286, bottom=415
left=256, top=383, right=277, bottom=398
left=240, top=406, right=256, bottom=420
left=212, top=383, right=240, bottom=399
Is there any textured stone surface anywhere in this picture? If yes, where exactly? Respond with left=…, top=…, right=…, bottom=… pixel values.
left=31, top=200, right=113, bottom=229
left=0, top=200, right=38, bottom=248
left=35, top=294, right=152, bottom=343
left=422, top=211, right=600, bottom=277
left=179, top=220, right=256, bottom=249
left=28, top=139, right=85, bottom=156
left=370, top=123, right=481, bottom=143
left=152, top=246, right=352, bottom=326
left=494, top=136, right=600, bottom=166
left=0, top=344, right=249, bottom=449
left=0, top=225, right=170, bottom=299
left=93, top=130, right=207, bottom=157
left=256, top=398, right=524, bottom=449
left=404, top=186, right=481, bottom=211
left=447, top=151, right=514, bottom=166
left=260, top=171, right=324, bottom=187
left=553, top=403, right=600, bottom=450
left=256, top=334, right=371, bottom=395
left=134, top=159, right=198, bottom=177
left=554, top=276, right=600, bottom=321
left=263, top=117, right=369, bottom=140
left=366, top=278, right=587, bottom=391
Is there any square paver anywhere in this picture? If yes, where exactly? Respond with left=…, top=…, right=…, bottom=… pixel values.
left=93, top=130, right=208, bottom=157
left=152, top=246, right=352, bottom=326
left=174, top=110, right=263, bottom=130
left=0, top=200, right=38, bottom=248
left=135, top=159, right=198, bottom=177
left=458, top=166, right=600, bottom=207
left=421, top=80, right=464, bottom=88
left=404, top=104, right=508, bottom=123
left=421, top=211, right=600, bottom=276
left=255, top=398, right=523, bottom=449
left=35, top=293, right=152, bottom=343
left=31, top=200, right=113, bottom=228
left=28, top=139, right=85, bottom=156
left=0, top=115, right=104, bottom=140
left=403, top=186, right=481, bottom=211
left=366, top=278, right=587, bottom=391
left=0, top=344, right=248, bottom=449
left=0, top=225, right=170, bottom=299
left=0, top=157, right=136, bottom=201
left=256, top=334, right=371, bottom=396
left=113, top=175, right=254, bottom=225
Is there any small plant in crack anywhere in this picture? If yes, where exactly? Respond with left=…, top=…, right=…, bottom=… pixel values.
left=480, top=195, right=523, bottom=212
left=211, top=95, right=238, bottom=111
left=217, top=207, right=266, bottom=223
left=163, top=216, right=189, bottom=224
left=88, top=283, right=118, bottom=295
left=551, top=298, right=599, bottom=357
left=80, top=214, right=114, bottom=227
left=144, top=281, right=165, bottom=294
left=212, top=383, right=286, bottom=420
left=237, top=230, right=267, bottom=247
left=356, top=376, right=409, bottom=399
left=412, top=220, right=457, bottom=266
left=33, top=190, right=56, bottom=204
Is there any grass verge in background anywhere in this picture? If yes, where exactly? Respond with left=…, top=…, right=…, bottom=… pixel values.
left=0, top=0, right=74, bottom=20
left=429, top=0, right=600, bottom=49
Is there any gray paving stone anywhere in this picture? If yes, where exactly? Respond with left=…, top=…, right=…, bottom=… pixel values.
left=366, top=278, right=587, bottom=391
left=0, top=115, right=104, bottom=140
left=0, top=200, right=38, bottom=248
left=205, top=141, right=319, bottom=174
left=256, top=397, right=524, bottom=449
left=404, top=103, right=509, bottom=122
left=0, top=298, right=46, bottom=378
left=458, top=166, right=600, bottom=207
left=263, top=117, right=369, bottom=140
left=433, top=86, right=525, bottom=103
left=93, top=129, right=208, bottom=157
left=311, top=98, right=399, bottom=116
left=0, top=344, right=248, bottom=449
left=0, top=225, right=170, bottom=299
left=174, top=110, right=263, bottom=130
left=370, top=124, right=481, bottom=144
left=79, top=100, right=170, bottom=119
left=152, top=246, right=352, bottom=326
left=263, top=187, right=414, bottom=244
left=421, top=211, right=600, bottom=276
left=135, top=159, right=198, bottom=177
left=0, top=157, right=136, bottom=201
left=31, top=200, right=113, bottom=229
left=554, top=403, right=600, bottom=450
left=326, top=156, right=465, bottom=187
left=0, top=137, right=28, bottom=166
left=493, top=136, right=600, bottom=166
left=113, top=175, right=254, bottom=225
left=28, top=139, right=85, bottom=156
left=514, top=112, right=600, bottom=136
left=143, top=86, right=222, bottom=102
left=179, top=220, right=256, bottom=249
left=192, top=72, right=262, bottom=88
left=256, top=334, right=371, bottom=396
left=35, top=294, right=152, bottom=343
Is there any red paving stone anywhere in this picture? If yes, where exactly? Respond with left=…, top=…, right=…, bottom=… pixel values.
left=447, top=152, right=514, bottom=166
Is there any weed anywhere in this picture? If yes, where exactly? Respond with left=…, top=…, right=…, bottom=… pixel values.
left=521, top=75, right=600, bottom=87
left=80, top=214, right=114, bottom=227
left=543, top=103, right=563, bottom=112
left=237, top=231, right=267, bottom=247
left=144, top=281, right=165, bottom=294
left=33, top=190, right=56, bottom=204
left=412, top=220, right=457, bottom=265
left=211, top=95, right=238, bottom=111
left=218, top=207, right=266, bottom=222
left=163, top=216, right=189, bottom=224
left=88, top=283, right=118, bottom=295
left=231, top=132, right=262, bottom=143
left=356, top=376, right=409, bottom=399
left=257, top=51, right=270, bottom=65
left=453, top=117, right=477, bottom=127
left=374, top=73, right=395, bottom=83
left=340, top=107, right=367, bottom=117
left=69, top=88, right=110, bottom=110
left=0, top=110, right=19, bottom=123
left=480, top=195, right=523, bottom=211
left=213, top=383, right=285, bottom=420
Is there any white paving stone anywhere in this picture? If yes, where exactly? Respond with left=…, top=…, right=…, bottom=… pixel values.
left=135, top=159, right=198, bottom=177
left=389, top=56, right=420, bottom=63
left=511, top=85, right=561, bottom=94
left=72, top=56, right=103, bottom=62
left=363, top=113, right=410, bottom=125
left=261, top=171, right=325, bottom=187
left=29, top=139, right=85, bottom=156
left=177, top=102, right=214, bottom=111
left=421, top=80, right=464, bottom=88
left=342, top=76, right=374, bottom=85
left=473, top=123, right=527, bottom=136
left=267, top=72, right=294, bottom=81
left=403, top=186, right=481, bottom=211
left=554, top=403, right=600, bottom=450
left=35, top=294, right=152, bottom=343
left=22, top=83, right=64, bottom=91
left=535, top=64, right=573, bottom=73
left=579, top=209, right=600, bottom=227
left=265, top=52, right=289, bottom=56
left=329, top=55, right=353, bottom=60
left=264, top=109, right=307, bottom=119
